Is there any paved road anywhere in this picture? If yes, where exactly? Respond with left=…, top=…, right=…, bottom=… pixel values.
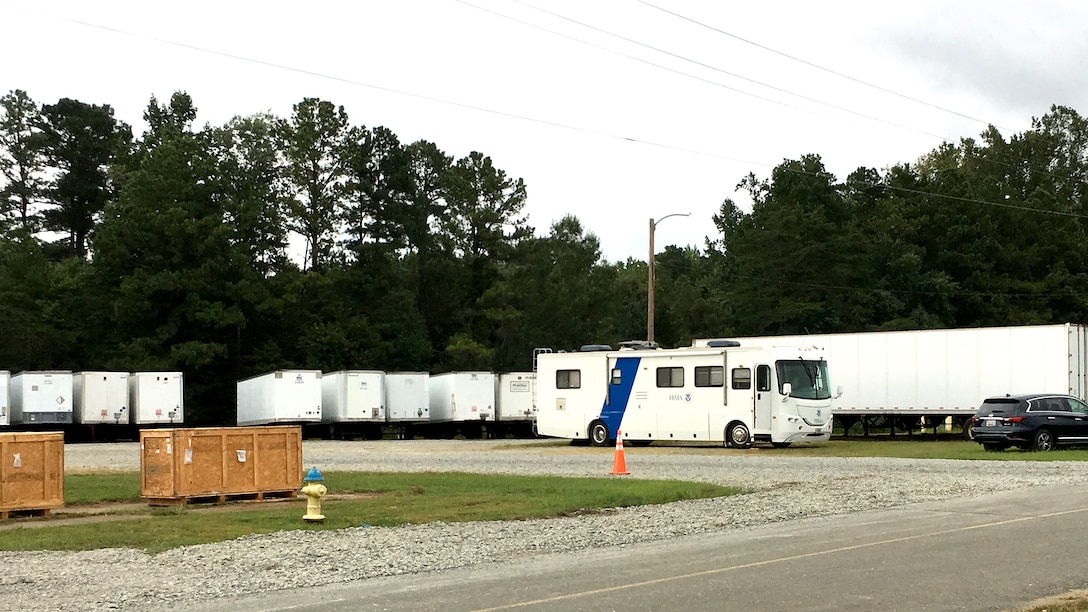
left=184, top=483, right=1088, bottom=612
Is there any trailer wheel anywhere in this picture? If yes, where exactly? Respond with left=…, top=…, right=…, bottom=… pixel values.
left=726, top=422, right=751, bottom=448
left=589, top=421, right=611, bottom=447
left=1032, top=429, right=1055, bottom=452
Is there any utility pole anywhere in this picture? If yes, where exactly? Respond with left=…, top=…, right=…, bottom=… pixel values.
left=647, top=212, right=689, bottom=345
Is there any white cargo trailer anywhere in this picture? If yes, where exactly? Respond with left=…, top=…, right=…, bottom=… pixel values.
left=237, top=370, right=322, bottom=426
left=428, top=372, right=495, bottom=422
left=0, top=370, right=9, bottom=427
left=73, top=371, right=130, bottom=425
left=694, top=323, right=1088, bottom=433
left=10, top=370, right=74, bottom=425
left=385, top=372, right=429, bottom=422
left=497, top=372, right=536, bottom=422
left=129, top=372, right=184, bottom=425
left=321, top=370, right=385, bottom=422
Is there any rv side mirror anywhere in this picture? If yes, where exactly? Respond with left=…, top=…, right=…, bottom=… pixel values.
left=782, top=382, right=792, bottom=397
left=835, top=385, right=843, bottom=399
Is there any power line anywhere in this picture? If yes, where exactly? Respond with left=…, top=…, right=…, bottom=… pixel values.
left=634, top=0, right=1010, bottom=132
left=488, top=0, right=954, bottom=141
left=13, top=7, right=1082, bottom=223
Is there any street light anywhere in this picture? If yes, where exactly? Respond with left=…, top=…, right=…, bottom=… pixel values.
left=648, top=212, right=690, bottom=345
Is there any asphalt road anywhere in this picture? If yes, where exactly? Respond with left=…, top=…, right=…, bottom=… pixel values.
left=182, top=482, right=1088, bottom=612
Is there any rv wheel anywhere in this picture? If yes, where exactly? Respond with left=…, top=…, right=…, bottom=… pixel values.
left=726, top=422, right=751, bottom=448
left=589, top=421, right=611, bottom=447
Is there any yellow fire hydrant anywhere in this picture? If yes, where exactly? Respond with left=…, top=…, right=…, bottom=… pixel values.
left=301, top=467, right=327, bottom=523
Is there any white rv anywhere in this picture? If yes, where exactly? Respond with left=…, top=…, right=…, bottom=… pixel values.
left=321, top=370, right=385, bottom=422
left=385, top=372, right=430, bottom=422
left=73, top=371, right=130, bottom=425
left=429, top=372, right=495, bottom=422
left=237, top=370, right=322, bottom=426
left=10, top=370, right=74, bottom=425
left=536, top=343, right=837, bottom=447
left=129, top=371, right=184, bottom=425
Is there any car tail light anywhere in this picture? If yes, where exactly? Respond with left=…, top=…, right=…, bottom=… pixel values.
left=1008, top=416, right=1027, bottom=423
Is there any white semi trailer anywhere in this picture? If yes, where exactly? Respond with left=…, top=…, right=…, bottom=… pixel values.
left=236, top=370, right=322, bottom=426
left=10, top=370, right=74, bottom=425
left=73, top=371, right=130, bottom=425
left=427, top=371, right=496, bottom=437
left=496, top=372, right=536, bottom=437
left=129, top=371, right=184, bottom=426
left=695, top=323, right=1088, bottom=435
left=0, top=371, right=9, bottom=427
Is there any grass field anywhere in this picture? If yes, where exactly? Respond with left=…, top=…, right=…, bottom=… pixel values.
left=0, top=471, right=739, bottom=553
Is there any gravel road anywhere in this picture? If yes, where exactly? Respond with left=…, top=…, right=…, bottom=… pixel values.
left=1, top=440, right=1085, bottom=611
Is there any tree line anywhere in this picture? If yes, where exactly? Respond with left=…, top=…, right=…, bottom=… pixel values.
left=1, top=88, right=1085, bottom=424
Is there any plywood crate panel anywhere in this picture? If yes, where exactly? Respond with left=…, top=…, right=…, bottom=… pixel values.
left=140, top=426, right=302, bottom=504
left=0, top=431, right=64, bottom=514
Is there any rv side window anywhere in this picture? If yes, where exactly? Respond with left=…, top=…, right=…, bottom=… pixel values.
left=756, top=365, right=771, bottom=392
left=732, top=368, right=752, bottom=390
left=656, top=367, right=684, bottom=388
left=556, top=370, right=581, bottom=389
left=611, top=368, right=622, bottom=385
left=694, top=366, right=723, bottom=387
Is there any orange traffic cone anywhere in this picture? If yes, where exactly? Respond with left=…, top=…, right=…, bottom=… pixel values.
left=610, top=430, right=631, bottom=475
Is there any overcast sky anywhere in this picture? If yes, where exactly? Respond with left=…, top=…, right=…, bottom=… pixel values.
left=3, top=0, right=1086, bottom=262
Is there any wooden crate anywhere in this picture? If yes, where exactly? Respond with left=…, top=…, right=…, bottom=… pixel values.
left=0, top=431, right=64, bottom=517
left=140, top=426, right=302, bottom=505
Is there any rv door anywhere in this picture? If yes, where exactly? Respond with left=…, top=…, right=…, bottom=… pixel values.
left=754, top=364, right=773, bottom=434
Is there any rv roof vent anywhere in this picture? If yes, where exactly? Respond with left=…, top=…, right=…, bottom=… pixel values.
left=619, top=340, right=658, bottom=350
left=706, top=340, right=741, bottom=348
left=579, top=344, right=613, bottom=352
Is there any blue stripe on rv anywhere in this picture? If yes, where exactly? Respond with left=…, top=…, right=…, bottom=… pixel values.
left=600, top=356, right=640, bottom=437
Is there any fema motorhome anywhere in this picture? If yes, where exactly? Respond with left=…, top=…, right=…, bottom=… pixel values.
left=535, top=342, right=837, bottom=447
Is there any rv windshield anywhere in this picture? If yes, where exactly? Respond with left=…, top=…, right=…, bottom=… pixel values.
left=777, top=359, right=831, bottom=400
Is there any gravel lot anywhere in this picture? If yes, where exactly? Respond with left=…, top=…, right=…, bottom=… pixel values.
left=1, top=439, right=1086, bottom=611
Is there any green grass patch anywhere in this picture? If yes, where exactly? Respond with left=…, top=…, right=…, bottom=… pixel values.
left=64, top=472, right=143, bottom=505
left=786, top=438, right=1088, bottom=461
left=4, top=471, right=740, bottom=554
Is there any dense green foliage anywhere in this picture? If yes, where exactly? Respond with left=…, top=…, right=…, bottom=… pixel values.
left=2, top=88, right=1087, bottom=424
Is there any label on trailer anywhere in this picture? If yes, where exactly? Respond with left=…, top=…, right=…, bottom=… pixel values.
left=510, top=381, right=531, bottom=392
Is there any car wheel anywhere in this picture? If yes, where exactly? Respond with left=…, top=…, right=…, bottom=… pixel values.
left=1032, top=429, right=1055, bottom=452
left=589, top=421, right=611, bottom=447
left=963, top=418, right=975, bottom=440
left=726, top=422, right=751, bottom=448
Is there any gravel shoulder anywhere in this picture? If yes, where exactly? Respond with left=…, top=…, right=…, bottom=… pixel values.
left=2, top=440, right=1085, bottom=611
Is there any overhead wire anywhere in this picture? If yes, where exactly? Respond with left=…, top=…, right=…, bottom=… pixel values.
left=625, top=1, right=1072, bottom=188
left=8, top=5, right=1085, bottom=224
left=489, top=0, right=953, bottom=141
left=634, top=0, right=1009, bottom=132
left=479, top=0, right=1086, bottom=220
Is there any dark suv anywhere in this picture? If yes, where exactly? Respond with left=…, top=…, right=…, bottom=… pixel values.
left=971, top=393, right=1088, bottom=452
